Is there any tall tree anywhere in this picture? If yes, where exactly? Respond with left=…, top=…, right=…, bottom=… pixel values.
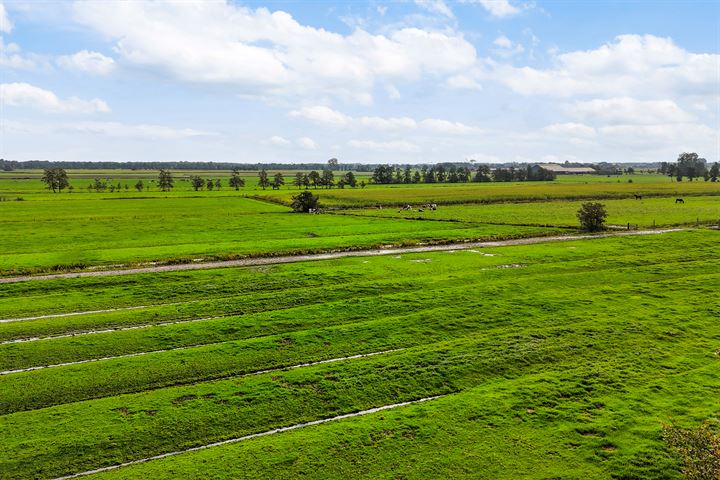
left=41, top=167, right=69, bottom=193
left=229, top=170, right=245, bottom=190
left=158, top=169, right=174, bottom=191
left=272, top=172, right=285, bottom=189
left=308, top=170, right=321, bottom=189
left=344, top=171, right=357, bottom=188
left=321, top=169, right=335, bottom=188
left=709, top=163, right=719, bottom=182
left=258, top=169, right=270, bottom=190
left=677, top=152, right=707, bottom=181
left=293, top=172, right=305, bottom=189
left=190, top=176, right=204, bottom=191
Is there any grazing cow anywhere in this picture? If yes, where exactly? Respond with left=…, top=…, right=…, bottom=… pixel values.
left=634, top=194, right=642, bottom=200
left=430, top=203, right=437, bottom=211
left=675, top=198, right=685, bottom=204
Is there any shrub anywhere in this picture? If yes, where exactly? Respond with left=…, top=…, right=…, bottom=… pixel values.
left=290, top=191, right=319, bottom=213
left=663, top=422, right=720, bottom=480
left=577, top=202, right=608, bottom=231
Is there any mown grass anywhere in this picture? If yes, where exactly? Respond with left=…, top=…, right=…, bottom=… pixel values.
left=1, top=230, right=718, bottom=479
left=253, top=180, right=720, bottom=207
left=0, top=195, right=558, bottom=275
left=343, top=196, right=720, bottom=228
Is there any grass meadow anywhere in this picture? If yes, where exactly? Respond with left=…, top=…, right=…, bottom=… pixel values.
left=1, top=170, right=719, bottom=479
left=1, top=230, right=718, bottom=479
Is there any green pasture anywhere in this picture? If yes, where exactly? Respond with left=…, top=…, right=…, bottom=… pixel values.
left=344, top=196, right=720, bottom=228
left=0, top=196, right=558, bottom=275
left=0, top=230, right=718, bottom=479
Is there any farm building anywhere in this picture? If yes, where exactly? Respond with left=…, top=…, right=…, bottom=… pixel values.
left=531, top=164, right=597, bottom=175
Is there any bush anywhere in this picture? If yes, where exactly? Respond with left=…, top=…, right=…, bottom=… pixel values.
left=290, top=191, right=319, bottom=213
left=577, top=202, right=608, bottom=232
left=663, top=422, right=720, bottom=480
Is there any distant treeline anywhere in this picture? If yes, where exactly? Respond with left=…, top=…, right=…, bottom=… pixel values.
left=0, top=159, right=375, bottom=172
left=1, top=158, right=661, bottom=173
left=371, top=164, right=557, bottom=184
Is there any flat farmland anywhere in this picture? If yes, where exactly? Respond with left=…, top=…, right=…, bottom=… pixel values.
left=343, top=196, right=720, bottom=228
left=0, top=196, right=559, bottom=275
left=1, top=230, right=718, bottom=479
left=255, top=179, right=720, bottom=207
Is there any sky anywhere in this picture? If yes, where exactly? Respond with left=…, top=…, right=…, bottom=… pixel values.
left=0, top=0, right=718, bottom=164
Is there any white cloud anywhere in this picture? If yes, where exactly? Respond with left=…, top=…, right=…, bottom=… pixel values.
left=0, top=82, right=110, bottom=114
left=490, top=35, right=719, bottom=98
left=298, top=137, right=318, bottom=149
left=0, top=3, right=13, bottom=33
left=421, top=118, right=481, bottom=134
left=446, top=73, right=482, bottom=90
left=492, top=35, right=524, bottom=57
left=72, top=1, right=477, bottom=104
left=0, top=38, right=36, bottom=69
left=542, top=122, right=597, bottom=138
left=569, top=97, right=695, bottom=125
left=358, top=116, right=417, bottom=129
left=60, top=121, right=213, bottom=139
left=348, top=139, right=421, bottom=153
left=289, top=105, right=352, bottom=126
left=57, top=50, right=115, bottom=75
left=414, top=0, right=454, bottom=18
left=268, top=135, right=290, bottom=146
left=466, top=0, right=520, bottom=18
left=288, top=105, right=480, bottom=135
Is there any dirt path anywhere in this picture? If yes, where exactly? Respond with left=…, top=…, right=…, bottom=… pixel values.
left=0, top=229, right=683, bottom=284
left=52, top=393, right=442, bottom=480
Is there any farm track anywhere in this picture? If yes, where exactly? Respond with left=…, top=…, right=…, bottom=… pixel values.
left=51, top=394, right=443, bottom=480
left=0, top=229, right=684, bottom=284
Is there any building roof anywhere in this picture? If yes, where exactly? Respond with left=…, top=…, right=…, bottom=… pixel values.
left=536, top=164, right=596, bottom=174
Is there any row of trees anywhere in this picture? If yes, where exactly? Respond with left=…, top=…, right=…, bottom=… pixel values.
left=659, top=153, right=719, bottom=182
left=371, top=164, right=556, bottom=184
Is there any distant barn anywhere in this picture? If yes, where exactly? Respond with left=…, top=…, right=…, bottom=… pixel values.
left=531, top=164, right=597, bottom=175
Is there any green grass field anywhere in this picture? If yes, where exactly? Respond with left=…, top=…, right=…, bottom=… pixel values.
left=344, top=196, right=720, bottom=228
left=0, top=195, right=560, bottom=275
left=1, top=230, right=718, bottom=479
left=1, top=169, right=719, bottom=479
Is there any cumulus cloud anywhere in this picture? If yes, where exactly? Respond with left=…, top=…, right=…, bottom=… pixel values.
left=465, top=0, right=521, bottom=18
left=420, top=118, right=481, bottom=134
left=492, top=35, right=524, bottom=57
left=358, top=116, right=417, bottom=129
left=60, top=121, right=213, bottom=139
left=0, top=38, right=36, bottom=69
left=446, top=73, right=482, bottom=90
left=0, top=82, right=110, bottom=113
left=57, top=50, right=115, bottom=75
left=268, top=135, right=290, bottom=146
left=490, top=34, right=719, bottom=98
left=348, top=139, right=420, bottom=153
left=0, top=2, right=12, bottom=33
left=289, top=106, right=352, bottom=127
left=569, top=97, right=695, bottom=125
left=288, top=105, right=480, bottom=134
left=414, top=0, right=454, bottom=18
left=72, top=1, right=477, bottom=103
left=298, top=137, right=318, bottom=149
left=541, top=122, right=596, bottom=138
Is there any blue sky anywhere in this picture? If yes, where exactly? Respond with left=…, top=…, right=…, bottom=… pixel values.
left=1, top=0, right=718, bottom=164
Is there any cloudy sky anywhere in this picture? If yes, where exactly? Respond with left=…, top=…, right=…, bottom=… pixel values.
left=0, top=0, right=718, bottom=164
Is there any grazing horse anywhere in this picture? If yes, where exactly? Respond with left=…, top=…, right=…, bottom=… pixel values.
left=633, top=194, right=642, bottom=200
left=675, top=198, right=685, bottom=204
